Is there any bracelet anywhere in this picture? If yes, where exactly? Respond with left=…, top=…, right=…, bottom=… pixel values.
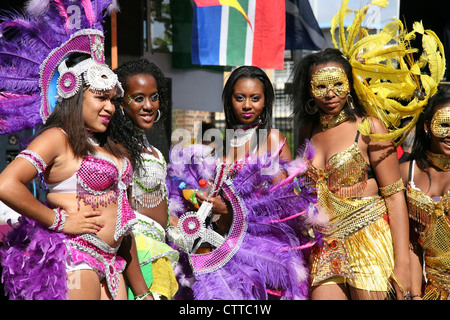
left=411, top=294, right=421, bottom=299
left=379, top=178, right=405, bottom=198
left=135, top=291, right=160, bottom=300
left=49, top=208, right=67, bottom=232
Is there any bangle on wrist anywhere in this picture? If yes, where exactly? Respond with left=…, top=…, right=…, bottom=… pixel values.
left=135, top=291, right=160, bottom=300
left=49, top=208, right=67, bottom=232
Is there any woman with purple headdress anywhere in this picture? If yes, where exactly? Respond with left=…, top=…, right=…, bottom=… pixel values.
left=166, top=66, right=323, bottom=300
left=0, top=0, right=150, bottom=300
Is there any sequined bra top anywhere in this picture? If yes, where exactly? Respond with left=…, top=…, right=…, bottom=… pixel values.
left=406, top=160, right=450, bottom=233
left=76, top=152, right=136, bottom=241
left=304, top=131, right=374, bottom=198
left=131, top=146, right=167, bottom=210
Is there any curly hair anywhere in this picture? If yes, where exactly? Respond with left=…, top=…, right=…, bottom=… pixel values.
left=109, top=58, right=170, bottom=169
left=290, top=48, right=366, bottom=128
left=409, top=86, right=450, bottom=170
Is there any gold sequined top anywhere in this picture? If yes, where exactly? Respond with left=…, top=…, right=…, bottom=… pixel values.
left=304, top=131, right=373, bottom=199
left=406, top=163, right=450, bottom=295
left=305, top=131, right=392, bottom=285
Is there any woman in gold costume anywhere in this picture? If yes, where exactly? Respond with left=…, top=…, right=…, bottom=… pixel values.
left=400, top=88, right=450, bottom=300
left=291, top=0, right=445, bottom=300
left=293, top=48, right=410, bottom=300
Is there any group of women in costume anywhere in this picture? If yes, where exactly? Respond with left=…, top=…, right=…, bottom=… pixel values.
left=0, top=0, right=450, bottom=300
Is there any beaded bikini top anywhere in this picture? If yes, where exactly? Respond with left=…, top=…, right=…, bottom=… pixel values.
left=76, top=152, right=136, bottom=241
left=131, top=144, right=167, bottom=211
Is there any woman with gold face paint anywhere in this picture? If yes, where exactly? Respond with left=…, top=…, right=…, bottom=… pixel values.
left=400, top=88, right=450, bottom=300
left=291, top=48, right=411, bottom=300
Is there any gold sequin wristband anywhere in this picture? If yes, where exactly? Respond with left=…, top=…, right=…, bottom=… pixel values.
left=379, top=178, right=405, bottom=198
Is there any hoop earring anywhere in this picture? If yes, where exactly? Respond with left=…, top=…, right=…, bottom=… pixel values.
left=346, top=94, right=355, bottom=110
left=154, top=109, right=161, bottom=123
left=305, top=99, right=318, bottom=115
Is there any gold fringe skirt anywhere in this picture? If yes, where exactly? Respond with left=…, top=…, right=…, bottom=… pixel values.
left=310, top=195, right=395, bottom=292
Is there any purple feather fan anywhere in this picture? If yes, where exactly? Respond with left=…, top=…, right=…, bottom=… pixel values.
left=0, top=0, right=117, bottom=134
left=1, top=216, right=69, bottom=300
left=168, top=143, right=319, bottom=300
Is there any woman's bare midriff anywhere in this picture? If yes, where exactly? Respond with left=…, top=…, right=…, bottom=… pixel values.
left=129, top=197, right=168, bottom=228
left=47, top=192, right=122, bottom=247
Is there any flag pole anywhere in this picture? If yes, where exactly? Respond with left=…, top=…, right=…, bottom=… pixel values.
left=111, top=10, right=118, bottom=69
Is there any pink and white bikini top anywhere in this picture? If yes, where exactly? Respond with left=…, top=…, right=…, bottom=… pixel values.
left=16, top=146, right=137, bottom=299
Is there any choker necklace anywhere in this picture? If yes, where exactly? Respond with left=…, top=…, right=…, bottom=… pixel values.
left=230, top=124, right=259, bottom=147
left=319, top=109, right=349, bottom=131
left=426, top=151, right=450, bottom=171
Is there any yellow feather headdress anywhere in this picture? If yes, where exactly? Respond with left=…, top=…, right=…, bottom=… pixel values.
left=331, top=0, right=446, bottom=145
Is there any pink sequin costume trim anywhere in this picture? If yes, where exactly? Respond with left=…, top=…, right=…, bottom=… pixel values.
left=69, top=152, right=136, bottom=299
left=76, top=152, right=136, bottom=241
left=189, top=179, right=248, bottom=274
left=67, top=234, right=126, bottom=299
left=16, top=150, right=47, bottom=173
left=16, top=150, right=48, bottom=189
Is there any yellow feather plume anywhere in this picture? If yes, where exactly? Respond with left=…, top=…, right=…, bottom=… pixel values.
left=331, top=0, right=446, bottom=146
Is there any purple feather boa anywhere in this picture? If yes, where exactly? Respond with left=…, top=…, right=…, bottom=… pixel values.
left=168, top=144, right=320, bottom=300
left=1, top=216, right=69, bottom=300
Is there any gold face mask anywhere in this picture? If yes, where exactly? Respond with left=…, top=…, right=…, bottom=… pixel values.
left=430, top=106, right=450, bottom=138
left=310, top=66, right=350, bottom=99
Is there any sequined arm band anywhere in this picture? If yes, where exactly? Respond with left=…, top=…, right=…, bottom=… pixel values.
left=16, top=150, right=47, bottom=173
left=379, top=178, right=405, bottom=198
left=49, top=208, right=67, bottom=232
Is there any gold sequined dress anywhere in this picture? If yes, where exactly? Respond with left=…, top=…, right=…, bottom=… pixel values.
left=305, top=131, right=395, bottom=292
left=407, top=160, right=450, bottom=300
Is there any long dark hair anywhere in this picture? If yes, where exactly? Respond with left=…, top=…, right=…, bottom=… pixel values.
left=39, top=53, right=124, bottom=159
left=291, top=48, right=365, bottom=128
left=222, top=65, right=274, bottom=132
left=109, top=58, right=170, bottom=169
left=409, top=87, right=450, bottom=170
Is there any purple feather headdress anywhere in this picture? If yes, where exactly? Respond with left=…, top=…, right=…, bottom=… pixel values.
left=167, top=143, right=322, bottom=300
left=0, top=0, right=119, bottom=135
left=0, top=0, right=119, bottom=300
